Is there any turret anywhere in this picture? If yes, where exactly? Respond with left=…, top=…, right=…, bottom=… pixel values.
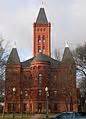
left=5, top=48, right=21, bottom=112
left=62, top=44, right=75, bottom=64
left=33, top=8, right=51, bottom=56
left=7, top=48, right=20, bottom=65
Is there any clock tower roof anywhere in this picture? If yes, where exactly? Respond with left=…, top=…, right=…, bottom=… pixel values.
left=36, top=8, right=48, bottom=24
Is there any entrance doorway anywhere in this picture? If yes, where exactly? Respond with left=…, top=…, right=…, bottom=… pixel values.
left=54, top=103, right=57, bottom=112
left=38, top=103, right=42, bottom=113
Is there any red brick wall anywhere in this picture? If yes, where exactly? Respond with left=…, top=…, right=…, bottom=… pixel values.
left=5, top=64, right=21, bottom=112
left=33, top=23, right=51, bottom=56
left=5, top=61, right=78, bottom=113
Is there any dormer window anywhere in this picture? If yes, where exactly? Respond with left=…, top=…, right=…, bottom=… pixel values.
left=37, top=28, right=39, bottom=31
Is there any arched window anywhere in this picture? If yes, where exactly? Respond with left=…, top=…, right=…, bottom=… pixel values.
left=38, top=74, right=42, bottom=88
left=38, top=48, right=42, bottom=53
left=43, top=28, right=45, bottom=31
left=42, top=35, right=45, bottom=42
left=38, top=46, right=42, bottom=53
left=42, top=45, right=45, bottom=53
left=40, top=28, right=42, bottom=31
left=38, top=35, right=41, bottom=43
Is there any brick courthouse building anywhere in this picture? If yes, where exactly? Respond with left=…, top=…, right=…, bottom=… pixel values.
left=5, top=8, right=78, bottom=113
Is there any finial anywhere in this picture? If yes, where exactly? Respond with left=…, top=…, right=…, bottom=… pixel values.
left=41, top=0, right=46, bottom=8
left=41, top=0, right=44, bottom=8
left=65, top=42, right=69, bottom=48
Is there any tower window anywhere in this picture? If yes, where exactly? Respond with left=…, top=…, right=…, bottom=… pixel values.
left=43, top=49, right=45, bottom=52
left=38, top=46, right=42, bottom=53
left=43, top=39, right=45, bottom=42
left=38, top=35, right=41, bottom=39
left=37, top=28, right=39, bottom=31
left=43, top=46, right=45, bottom=49
left=38, top=35, right=41, bottom=43
left=42, top=35, right=45, bottom=39
left=54, top=75, right=57, bottom=79
left=40, top=28, right=42, bottom=31
left=43, top=46, right=45, bottom=53
left=38, top=39, right=41, bottom=43
left=38, top=74, right=42, bottom=87
left=38, top=49, right=42, bottom=53
left=42, top=35, right=45, bottom=42
left=44, top=28, right=45, bottom=31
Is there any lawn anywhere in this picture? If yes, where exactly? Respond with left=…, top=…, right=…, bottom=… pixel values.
left=0, top=113, right=32, bottom=119
left=0, top=113, right=55, bottom=119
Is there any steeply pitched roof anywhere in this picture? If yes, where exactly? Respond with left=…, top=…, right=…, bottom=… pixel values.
left=21, top=57, right=34, bottom=68
left=32, top=54, right=50, bottom=63
left=31, top=53, right=60, bottom=67
left=7, top=48, right=20, bottom=64
left=36, top=8, right=48, bottom=24
left=62, top=47, right=75, bottom=64
left=21, top=54, right=60, bottom=68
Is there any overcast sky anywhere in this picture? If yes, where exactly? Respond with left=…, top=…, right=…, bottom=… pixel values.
left=0, top=0, right=86, bottom=61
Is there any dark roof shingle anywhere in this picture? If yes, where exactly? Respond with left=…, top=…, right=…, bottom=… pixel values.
left=7, top=48, right=20, bottom=64
left=36, top=8, right=48, bottom=24
left=62, top=47, right=75, bottom=64
left=21, top=54, right=60, bottom=68
left=21, top=57, right=34, bottom=68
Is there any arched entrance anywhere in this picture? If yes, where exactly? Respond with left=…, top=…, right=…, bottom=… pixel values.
left=38, top=103, right=42, bottom=113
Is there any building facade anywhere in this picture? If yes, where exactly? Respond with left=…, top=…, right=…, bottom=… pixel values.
left=5, top=8, right=78, bottom=113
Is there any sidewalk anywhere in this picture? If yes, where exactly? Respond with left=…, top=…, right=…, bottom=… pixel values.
left=30, top=114, right=43, bottom=119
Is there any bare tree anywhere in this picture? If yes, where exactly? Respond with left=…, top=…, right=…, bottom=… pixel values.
left=73, top=43, right=86, bottom=111
left=0, top=38, right=9, bottom=80
left=73, top=43, right=86, bottom=79
left=0, top=36, right=10, bottom=102
left=73, top=43, right=86, bottom=112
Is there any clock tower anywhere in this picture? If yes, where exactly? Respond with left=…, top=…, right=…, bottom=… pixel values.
left=33, top=8, right=51, bottom=56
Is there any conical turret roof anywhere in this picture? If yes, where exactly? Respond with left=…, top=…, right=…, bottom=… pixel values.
left=36, top=8, right=48, bottom=24
left=62, top=47, right=75, bottom=64
left=7, top=48, right=20, bottom=64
